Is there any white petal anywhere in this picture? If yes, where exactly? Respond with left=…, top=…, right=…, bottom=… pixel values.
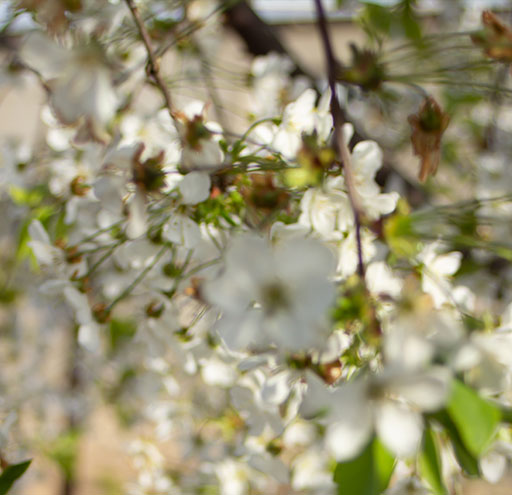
left=261, top=371, right=291, bottom=405
left=78, top=323, right=101, bottom=353
left=248, top=454, right=289, bottom=484
left=326, top=414, right=373, bottom=461
left=431, top=251, right=462, bottom=277
left=179, top=171, right=211, bottom=205
left=352, top=140, right=383, bottom=179
left=481, top=451, right=507, bottom=484
left=20, top=31, right=68, bottom=79
left=375, top=402, right=423, bottom=458
left=200, top=358, right=237, bottom=387
left=162, top=214, right=201, bottom=248
left=391, top=368, right=452, bottom=412
left=126, top=188, right=147, bottom=239
left=342, top=123, right=354, bottom=144
left=28, top=219, right=51, bottom=245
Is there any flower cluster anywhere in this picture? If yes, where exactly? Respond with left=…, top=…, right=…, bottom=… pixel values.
left=2, top=1, right=512, bottom=495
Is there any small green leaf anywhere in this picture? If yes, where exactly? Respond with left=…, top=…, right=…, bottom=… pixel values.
left=401, top=4, right=422, bottom=41
left=0, top=460, right=31, bottom=495
left=360, top=4, right=392, bottom=38
left=419, top=428, right=447, bottom=495
left=446, top=380, right=501, bottom=457
left=109, top=319, right=137, bottom=351
left=333, top=437, right=395, bottom=495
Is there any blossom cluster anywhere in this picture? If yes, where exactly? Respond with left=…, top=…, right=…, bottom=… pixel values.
left=2, top=1, right=512, bottom=495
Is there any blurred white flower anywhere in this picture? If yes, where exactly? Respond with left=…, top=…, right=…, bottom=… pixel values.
left=21, top=32, right=118, bottom=140
left=418, top=241, right=462, bottom=308
left=291, top=448, right=334, bottom=491
left=273, top=88, right=332, bottom=157
left=176, top=101, right=224, bottom=171
left=28, top=219, right=87, bottom=280
left=480, top=441, right=512, bottom=484
left=215, top=458, right=250, bottom=495
left=301, top=368, right=450, bottom=461
left=203, top=234, right=335, bottom=352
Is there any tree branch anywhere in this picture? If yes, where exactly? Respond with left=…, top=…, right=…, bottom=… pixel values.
left=313, top=0, right=366, bottom=280
left=222, top=0, right=312, bottom=79
left=223, top=0, right=427, bottom=207
left=124, top=0, right=177, bottom=124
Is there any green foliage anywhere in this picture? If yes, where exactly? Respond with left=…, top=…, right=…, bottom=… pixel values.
left=109, top=318, right=137, bottom=352
left=194, top=190, right=244, bottom=226
left=331, top=277, right=370, bottom=325
left=429, top=409, right=480, bottom=476
left=333, top=436, right=395, bottom=495
left=359, top=0, right=422, bottom=44
left=0, top=460, right=31, bottom=495
left=446, top=380, right=501, bottom=457
left=9, top=185, right=47, bottom=208
left=360, top=4, right=392, bottom=40
left=384, top=200, right=421, bottom=259
left=429, top=380, right=501, bottom=477
left=45, top=430, right=80, bottom=480
left=419, top=428, right=447, bottom=495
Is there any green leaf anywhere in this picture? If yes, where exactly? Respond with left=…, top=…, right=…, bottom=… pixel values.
left=360, top=4, right=392, bottom=38
left=419, top=428, right=447, bottom=495
left=401, top=2, right=422, bottom=41
left=429, top=410, right=479, bottom=476
left=333, top=437, right=395, bottom=495
left=451, top=434, right=480, bottom=476
left=0, top=460, right=31, bottom=495
left=446, top=380, right=501, bottom=457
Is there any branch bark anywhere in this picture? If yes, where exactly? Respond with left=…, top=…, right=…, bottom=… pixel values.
left=313, top=0, right=366, bottom=280
left=124, top=0, right=177, bottom=125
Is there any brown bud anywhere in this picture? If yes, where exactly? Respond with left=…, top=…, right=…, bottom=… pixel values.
left=320, top=359, right=343, bottom=385
left=65, top=245, right=83, bottom=264
left=70, top=176, right=91, bottom=196
left=471, top=11, right=512, bottom=63
left=132, top=144, right=166, bottom=194
left=92, top=303, right=110, bottom=324
left=239, top=173, right=289, bottom=213
left=336, top=44, right=386, bottom=91
left=408, top=96, right=450, bottom=182
left=145, top=301, right=165, bottom=318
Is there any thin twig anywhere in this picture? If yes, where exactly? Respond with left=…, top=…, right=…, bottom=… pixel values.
left=105, top=245, right=168, bottom=313
left=313, top=0, right=366, bottom=279
left=124, top=0, right=178, bottom=125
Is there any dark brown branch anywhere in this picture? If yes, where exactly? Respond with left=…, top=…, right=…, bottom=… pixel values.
left=223, top=1, right=427, bottom=207
left=222, top=0, right=311, bottom=79
left=314, top=0, right=366, bottom=280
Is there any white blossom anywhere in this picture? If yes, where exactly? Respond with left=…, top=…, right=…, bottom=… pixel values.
left=203, top=234, right=335, bottom=352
